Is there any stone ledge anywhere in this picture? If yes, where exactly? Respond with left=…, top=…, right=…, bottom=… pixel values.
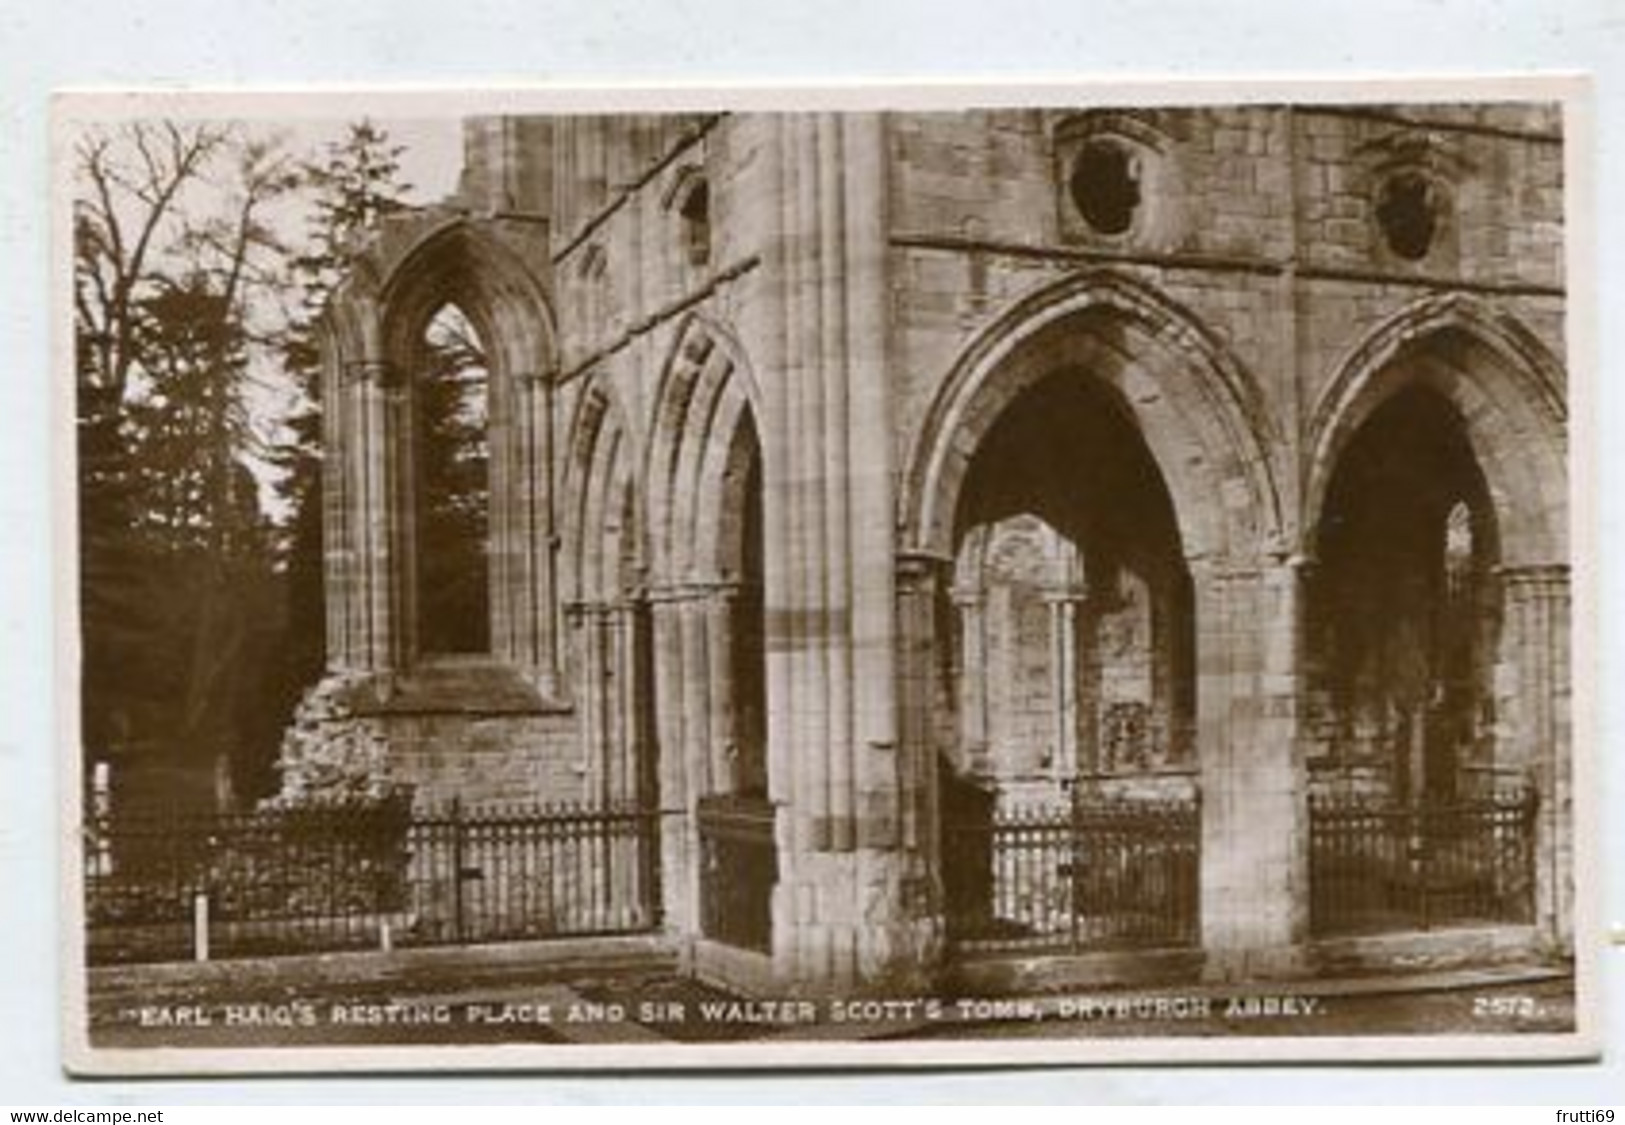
left=343, top=661, right=574, bottom=717
left=689, top=938, right=776, bottom=998
left=88, top=933, right=675, bottom=1004
left=1306, top=924, right=1558, bottom=978
left=946, top=947, right=1206, bottom=997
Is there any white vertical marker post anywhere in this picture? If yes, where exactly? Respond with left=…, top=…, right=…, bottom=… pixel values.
left=193, top=892, right=210, bottom=962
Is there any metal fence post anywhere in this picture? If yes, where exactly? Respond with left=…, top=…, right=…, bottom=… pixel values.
left=450, top=798, right=465, bottom=943
left=1066, top=779, right=1081, bottom=952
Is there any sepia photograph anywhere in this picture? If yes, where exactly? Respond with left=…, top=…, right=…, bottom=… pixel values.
left=56, top=81, right=1596, bottom=1074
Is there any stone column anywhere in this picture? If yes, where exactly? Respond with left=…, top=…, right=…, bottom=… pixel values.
left=321, top=351, right=351, bottom=671
left=951, top=585, right=989, bottom=775
left=1498, top=563, right=1571, bottom=948
left=518, top=370, right=560, bottom=693
left=1273, top=558, right=1313, bottom=941
left=583, top=604, right=611, bottom=803
left=728, top=111, right=930, bottom=994
left=843, top=109, right=919, bottom=988
left=1046, top=587, right=1085, bottom=781
left=893, top=552, right=950, bottom=976
left=348, top=360, right=405, bottom=674
left=702, top=584, right=738, bottom=794
left=1196, top=558, right=1308, bottom=979
left=648, top=592, right=695, bottom=944
left=613, top=599, right=640, bottom=805
left=678, top=594, right=713, bottom=807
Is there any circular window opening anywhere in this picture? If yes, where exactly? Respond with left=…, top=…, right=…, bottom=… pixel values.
left=1069, top=140, right=1141, bottom=236
left=1376, top=171, right=1439, bottom=261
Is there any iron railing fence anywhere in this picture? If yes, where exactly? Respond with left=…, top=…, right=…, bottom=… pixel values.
left=943, top=792, right=1200, bottom=956
left=695, top=794, right=776, bottom=954
left=1308, top=787, right=1537, bottom=937
left=83, top=798, right=662, bottom=965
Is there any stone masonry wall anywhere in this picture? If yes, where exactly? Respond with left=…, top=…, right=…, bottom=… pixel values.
left=887, top=105, right=1565, bottom=536
left=314, top=104, right=1571, bottom=990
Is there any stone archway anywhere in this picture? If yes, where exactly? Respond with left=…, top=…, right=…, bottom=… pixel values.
left=1303, top=296, right=1569, bottom=946
left=900, top=270, right=1293, bottom=974
left=944, top=373, right=1200, bottom=798
left=560, top=378, right=651, bottom=809
left=641, top=316, right=773, bottom=957
left=1305, top=295, right=1566, bottom=570
left=904, top=271, right=1282, bottom=566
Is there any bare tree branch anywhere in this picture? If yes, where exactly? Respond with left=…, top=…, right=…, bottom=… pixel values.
left=73, top=121, right=233, bottom=401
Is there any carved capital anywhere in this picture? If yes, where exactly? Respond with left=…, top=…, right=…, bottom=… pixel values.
left=565, top=597, right=641, bottom=621
left=344, top=360, right=402, bottom=389
left=1495, top=562, right=1570, bottom=601
left=896, top=549, right=951, bottom=594
left=645, top=579, right=742, bottom=605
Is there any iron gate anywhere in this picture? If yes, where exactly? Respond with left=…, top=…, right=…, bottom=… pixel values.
left=1308, top=786, right=1537, bottom=936
left=943, top=790, right=1200, bottom=955
left=695, top=794, right=776, bottom=954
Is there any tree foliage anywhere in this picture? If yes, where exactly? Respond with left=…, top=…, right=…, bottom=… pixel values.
left=74, top=118, right=411, bottom=810
left=415, top=305, right=492, bottom=655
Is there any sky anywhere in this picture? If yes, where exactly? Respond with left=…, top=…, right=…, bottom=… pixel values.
left=68, top=112, right=471, bottom=522
left=263, top=117, right=468, bottom=515
left=303, top=116, right=465, bottom=205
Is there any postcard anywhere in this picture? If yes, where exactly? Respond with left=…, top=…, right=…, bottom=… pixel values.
left=56, top=76, right=1599, bottom=1073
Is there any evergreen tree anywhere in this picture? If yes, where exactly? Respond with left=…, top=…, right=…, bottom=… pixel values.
left=75, top=122, right=296, bottom=809
left=260, top=122, right=413, bottom=794
left=415, top=306, right=491, bottom=655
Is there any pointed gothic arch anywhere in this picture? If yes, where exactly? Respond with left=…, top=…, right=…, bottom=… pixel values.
left=1305, top=293, right=1567, bottom=569
left=561, top=375, right=644, bottom=609
left=642, top=314, right=773, bottom=951
left=322, top=213, right=559, bottom=678
left=643, top=314, right=765, bottom=586
left=902, top=269, right=1284, bottom=566
left=1303, top=294, right=1570, bottom=941
left=558, top=374, right=650, bottom=806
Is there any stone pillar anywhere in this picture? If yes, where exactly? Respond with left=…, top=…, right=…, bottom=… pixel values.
left=678, top=595, right=712, bottom=806
left=613, top=600, right=640, bottom=805
left=702, top=585, right=738, bottom=794
left=348, top=360, right=405, bottom=674
left=1047, top=588, right=1084, bottom=781
left=1273, top=558, right=1313, bottom=942
left=518, top=370, right=560, bottom=694
left=572, top=604, right=600, bottom=798
left=649, top=593, right=694, bottom=943
left=711, top=110, right=927, bottom=995
left=893, top=552, right=950, bottom=975
left=584, top=603, right=620, bottom=804
left=1498, top=563, right=1571, bottom=949
left=951, top=586, right=988, bottom=775
left=321, top=351, right=351, bottom=671
left=1196, top=558, right=1308, bottom=979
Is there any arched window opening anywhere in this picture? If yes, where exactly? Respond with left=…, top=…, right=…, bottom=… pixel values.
left=946, top=369, right=1196, bottom=805
left=1309, top=384, right=1499, bottom=806
left=415, top=303, right=492, bottom=656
